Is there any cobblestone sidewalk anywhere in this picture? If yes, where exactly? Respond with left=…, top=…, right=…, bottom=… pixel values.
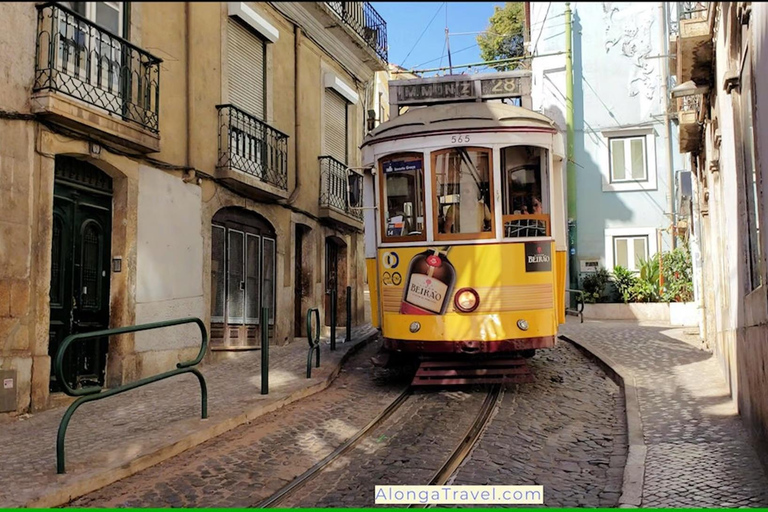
left=0, top=324, right=378, bottom=508
left=560, top=318, right=768, bottom=508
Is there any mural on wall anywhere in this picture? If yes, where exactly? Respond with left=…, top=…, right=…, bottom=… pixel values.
left=602, top=2, right=659, bottom=101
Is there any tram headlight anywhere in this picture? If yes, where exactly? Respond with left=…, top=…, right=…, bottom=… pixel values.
left=517, top=319, right=530, bottom=331
left=409, top=322, right=421, bottom=333
left=454, top=288, right=480, bottom=313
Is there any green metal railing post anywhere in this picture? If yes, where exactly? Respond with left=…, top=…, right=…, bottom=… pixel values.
left=54, top=317, right=208, bottom=474
left=345, top=285, right=352, bottom=344
left=261, top=307, right=269, bottom=395
left=306, top=307, right=320, bottom=378
left=330, top=289, right=337, bottom=351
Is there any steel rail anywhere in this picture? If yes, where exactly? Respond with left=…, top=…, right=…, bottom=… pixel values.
left=255, top=386, right=413, bottom=508
left=410, top=384, right=503, bottom=508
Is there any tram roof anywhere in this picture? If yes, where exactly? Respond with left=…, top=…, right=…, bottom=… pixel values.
left=362, top=102, right=558, bottom=147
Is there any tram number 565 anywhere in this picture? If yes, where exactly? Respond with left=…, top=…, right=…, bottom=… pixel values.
left=450, top=134, right=470, bottom=144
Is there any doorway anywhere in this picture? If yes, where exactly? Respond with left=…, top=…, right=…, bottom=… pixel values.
left=48, top=156, right=113, bottom=392
left=210, top=208, right=276, bottom=349
left=294, top=224, right=311, bottom=336
left=324, top=236, right=347, bottom=327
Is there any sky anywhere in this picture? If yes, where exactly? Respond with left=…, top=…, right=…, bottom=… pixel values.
left=370, top=2, right=506, bottom=75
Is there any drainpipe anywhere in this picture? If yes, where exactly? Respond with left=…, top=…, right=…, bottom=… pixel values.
left=186, top=2, right=191, bottom=170
left=286, top=25, right=302, bottom=204
left=565, top=3, right=577, bottom=292
left=659, top=2, right=675, bottom=249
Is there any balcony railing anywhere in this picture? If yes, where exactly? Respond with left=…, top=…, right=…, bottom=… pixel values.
left=669, top=2, right=708, bottom=35
left=325, top=2, right=388, bottom=62
left=319, top=156, right=363, bottom=221
left=217, top=105, right=289, bottom=191
left=34, top=2, right=162, bottom=134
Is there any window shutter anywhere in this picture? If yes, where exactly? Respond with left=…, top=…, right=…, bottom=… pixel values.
left=324, top=89, right=348, bottom=163
left=228, top=19, right=266, bottom=119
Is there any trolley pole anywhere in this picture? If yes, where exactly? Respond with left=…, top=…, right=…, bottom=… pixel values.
left=565, top=2, right=578, bottom=297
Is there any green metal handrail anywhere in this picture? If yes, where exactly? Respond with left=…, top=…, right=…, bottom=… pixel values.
left=54, top=317, right=208, bottom=474
left=565, top=289, right=585, bottom=323
left=306, top=308, right=321, bottom=378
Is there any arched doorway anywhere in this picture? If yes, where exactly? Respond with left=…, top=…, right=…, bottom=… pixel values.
left=210, top=208, right=276, bottom=349
left=324, top=236, right=348, bottom=327
left=49, top=156, right=113, bottom=392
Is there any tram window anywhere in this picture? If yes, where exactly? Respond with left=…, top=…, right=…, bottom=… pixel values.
left=432, top=147, right=494, bottom=239
left=380, top=153, right=425, bottom=240
left=501, top=146, right=550, bottom=238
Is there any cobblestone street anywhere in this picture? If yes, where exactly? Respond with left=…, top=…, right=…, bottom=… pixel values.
left=450, top=340, right=626, bottom=508
left=560, top=319, right=768, bottom=507
left=70, top=333, right=623, bottom=508
left=69, top=339, right=410, bottom=508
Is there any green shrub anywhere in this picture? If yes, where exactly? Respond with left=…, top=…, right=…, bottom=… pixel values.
left=612, top=265, right=638, bottom=303
left=581, top=267, right=611, bottom=303
left=660, top=242, right=694, bottom=302
left=628, top=254, right=661, bottom=302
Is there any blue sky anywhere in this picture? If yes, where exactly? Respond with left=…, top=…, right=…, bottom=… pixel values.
left=371, top=2, right=506, bottom=75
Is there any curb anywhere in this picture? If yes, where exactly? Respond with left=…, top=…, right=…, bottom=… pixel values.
left=558, top=334, right=646, bottom=508
left=24, top=329, right=380, bottom=508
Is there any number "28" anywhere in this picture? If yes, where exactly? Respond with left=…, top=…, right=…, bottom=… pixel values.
left=450, top=134, right=470, bottom=143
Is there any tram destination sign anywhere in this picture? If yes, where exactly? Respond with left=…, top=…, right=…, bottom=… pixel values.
left=395, top=80, right=475, bottom=104
left=390, top=71, right=532, bottom=109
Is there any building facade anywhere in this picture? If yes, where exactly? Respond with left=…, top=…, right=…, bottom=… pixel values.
left=675, top=1, right=768, bottom=462
left=528, top=2, right=687, bottom=287
left=0, top=1, right=387, bottom=415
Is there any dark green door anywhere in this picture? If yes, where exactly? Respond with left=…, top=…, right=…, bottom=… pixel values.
left=49, top=159, right=112, bottom=392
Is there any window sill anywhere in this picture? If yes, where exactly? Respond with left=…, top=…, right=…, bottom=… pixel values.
left=602, top=180, right=657, bottom=192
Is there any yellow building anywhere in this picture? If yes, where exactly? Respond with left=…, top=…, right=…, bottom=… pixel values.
left=0, top=1, right=388, bottom=414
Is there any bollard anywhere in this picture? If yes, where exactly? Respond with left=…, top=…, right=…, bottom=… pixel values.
left=330, top=288, right=337, bottom=351
left=261, top=307, right=269, bottom=394
left=306, top=307, right=320, bottom=378
left=346, top=285, right=352, bottom=344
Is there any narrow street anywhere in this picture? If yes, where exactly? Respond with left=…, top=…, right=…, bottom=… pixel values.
left=70, top=337, right=625, bottom=508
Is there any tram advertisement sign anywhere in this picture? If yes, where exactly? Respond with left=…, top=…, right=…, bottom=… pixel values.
left=525, top=242, right=552, bottom=272
left=383, top=160, right=423, bottom=174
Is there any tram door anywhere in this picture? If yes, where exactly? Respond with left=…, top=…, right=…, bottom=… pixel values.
left=49, top=160, right=112, bottom=392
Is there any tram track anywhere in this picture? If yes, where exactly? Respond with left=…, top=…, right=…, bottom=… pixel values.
left=256, top=384, right=502, bottom=508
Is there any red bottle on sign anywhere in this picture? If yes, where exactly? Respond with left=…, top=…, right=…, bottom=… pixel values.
left=400, top=247, right=456, bottom=315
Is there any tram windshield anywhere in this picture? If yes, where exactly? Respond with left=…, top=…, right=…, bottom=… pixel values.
left=380, top=153, right=425, bottom=240
left=432, top=147, right=494, bottom=240
left=501, top=145, right=550, bottom=238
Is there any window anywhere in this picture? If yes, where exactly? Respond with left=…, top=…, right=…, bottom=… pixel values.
left=501, top=145, right=549, bottom=238
left=228, top=18, right=267, bottom=120
left=380, top=153, right=425, bottom=241
left=432, top=147, right=494, bottom=239
left=739, top=47, right=761, bottom=291
left=609, top=136, right=647, bottom=182
left=613, top=236, right=649, bottom=272
left=324, top=88, right=349, bottom=164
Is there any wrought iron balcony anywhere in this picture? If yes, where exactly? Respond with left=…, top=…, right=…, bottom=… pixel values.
left=217, top=105, right=289, bottom=191
left=34, top=2, right=161, bottom=134
left=669, top=2, right=708, bottom=36
left=319, top=156, right=363, bottom=222
left=325, top=2, right=388, bottom=62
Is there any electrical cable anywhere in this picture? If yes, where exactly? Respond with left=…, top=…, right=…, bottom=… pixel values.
left=399, top=2, right=446, bottom=68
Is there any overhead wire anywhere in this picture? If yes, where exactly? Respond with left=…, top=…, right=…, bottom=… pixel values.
left=531, top=2, right=552, bottom=56
left=399, top=2, right=446, bottom=68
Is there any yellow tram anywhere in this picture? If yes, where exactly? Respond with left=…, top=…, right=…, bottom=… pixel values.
left=361, top=72, right=566, bottom=366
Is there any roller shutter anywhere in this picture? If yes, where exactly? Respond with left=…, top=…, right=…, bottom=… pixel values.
left=324, top=88, right=348, bottom=163
left=228, top=18, right=266, bottom=119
